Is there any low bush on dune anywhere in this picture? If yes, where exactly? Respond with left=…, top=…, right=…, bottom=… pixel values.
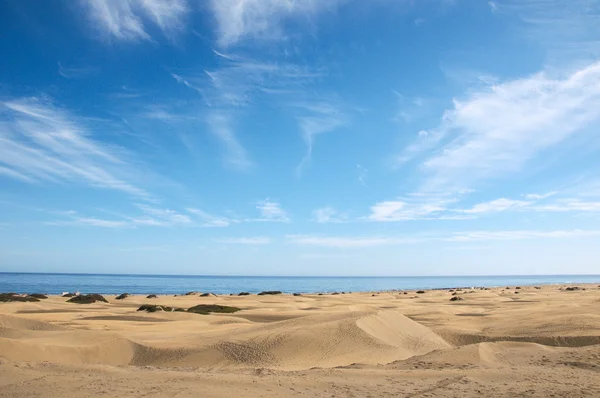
left=450, top=296, right=463, bottom=301
left=115, top=293, right=129, bottom=300
left=67, top=294, right=108, bottom=304
left=146, top=294, right=158, bottom=299
left=238, top=292, right=251, bottom=296
left=416, top=290, right=426, bottom=294
left=28, top=293, right=48, bottom=299
left=257, top=291, right=282, bottom=296
left=187, top=304, right=241, bottom=315
left=62, top=293, right=76, bottom=297
left=137, top=304, right=186, bottom=313
left=0, top=293, right=41, bottom=302
left=293, top=293, right=302, bottom=296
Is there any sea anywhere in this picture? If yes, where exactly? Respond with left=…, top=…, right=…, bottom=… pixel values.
left=1, top=273, right=599, bottom=295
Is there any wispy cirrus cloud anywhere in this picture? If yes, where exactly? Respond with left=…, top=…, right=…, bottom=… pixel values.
left=215, top=236, right=271, bottom=245
left=295, top=99, right=349, bottom=174
left=445, top=229, right=600, bottom=242
left=524, top=191, right=558, bottom=200
left=80, top=0, right=189, bottom=42
left=253, top=198, right=289, bottom=223
left=288, top=229, right=600, bottom=248
left=209, top=0, right=346, bottom=47
left=58, top=62, right=100, bottom=79
left=186, top=208, right=236, bottom=227
left=205, top=112, right=252, bottom=170
left=0, top=97, right=150, bottom=198
left=286, top=235, right=423, bottom=248
left=170, top=52, right=347, bottom=172
left=457, top=198, right=532, bottom=214
left=500, top=0, right=600, bottom=65
left=403, top=61, right=600, bottom=192
left=312, top=207, right=347, bottom=224
left=367, top=193, right=461, bottom=221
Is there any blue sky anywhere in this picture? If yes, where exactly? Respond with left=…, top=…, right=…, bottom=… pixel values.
left=1, top=0, right=600, bottom=276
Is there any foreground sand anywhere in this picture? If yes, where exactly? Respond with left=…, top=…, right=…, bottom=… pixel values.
left=1, top=284, right=600, bottom=397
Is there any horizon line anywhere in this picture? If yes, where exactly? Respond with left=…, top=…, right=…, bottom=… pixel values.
left=2, top=272, right=600, bottom=278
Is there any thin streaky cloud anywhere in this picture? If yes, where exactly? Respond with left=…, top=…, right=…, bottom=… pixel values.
left=209, top=0, right=346, bottom=47
left=1, top=97, right=151, bottom=198
left=253, top=198, right=289, bottom=223
left=206, top=112, right=252, bottom=170
left=58, top=62, right=100, bottom=79
left=312, top=207, right=347, bottom=224
left=524, top=191, right=558, bottom=200
left=215, top=237, right=271, bottom=245
left=81, top=0, right=189, bottom=42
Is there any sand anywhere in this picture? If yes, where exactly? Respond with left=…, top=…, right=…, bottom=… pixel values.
left=1, top=284, right=599, bottom=397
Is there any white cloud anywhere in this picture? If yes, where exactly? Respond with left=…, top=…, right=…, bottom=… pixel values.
left=206, top=112, right=252, bottom=170
left=286, top=235, right=422, bottom=248
left=49, top=217, right=132, bottom=229
left=446, top=229, right=600, bottom=242
left=357, top=164, right=368, bottom=187
left=501, top=0, right=600, bottom=65
left=368, top=194, right=457, bottom=221
left=524, top=191, right=558, bottom=200
left=411, top=61, right=600, bottom=191
left=0, top=97, right=149, bottom=197
left=170, top=54, right=337, bottom=171
left=215, top=237, right=271, bottom=245
left=58, top=62, right=100, bottom=79
left=296, top=101, right=348, bottom=173
left=488, top=1, right=498, bottom=13
left=81, top=0, right=188, bottom=42
left=312, top=207, right=347, bottom=223
left=135, top=204, right=193, bottom=225
left=186, top=208, right=235, bottom=227
left=209, top=0, right=345, bottom=47
left=533, top=199, right=600, bottom=212
left=254, top=199, right=289, bottom=222
left=458, top=198, right=532, bottom=214
left=287, top=229, right=600, bottom=248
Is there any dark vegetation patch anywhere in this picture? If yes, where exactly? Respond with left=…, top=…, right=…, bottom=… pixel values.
left=146, top=294, right=157, bottom=299
left=416, top=290, right=426, bottom=294
left=257, top=291, right=282, bottom=296
left=238, top=292, right=251, bottom=296
left=67, top=294, right=108, bottom=304
left=565, top=287, right=581, bottom=291
left=187, top=304, right=241, bottom=315
left=115, top=293, right=130, bottom=300
left=27, top=293, right=48, bottom=299
left=137, top=304, right=186, bottom=313
left=0, top=293, right=40, bottom=302
left=62, top=293, right=76, bottom=297
left=450, top=296, right=463, bottom=301
left=293, top=293, right=302, bottom=296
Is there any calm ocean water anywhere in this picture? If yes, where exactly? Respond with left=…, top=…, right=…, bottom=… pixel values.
left=1, top=273, right=599, bottom=295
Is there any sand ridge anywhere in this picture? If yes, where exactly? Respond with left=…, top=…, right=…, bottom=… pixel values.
left=1, top=284, right=600, bottom=397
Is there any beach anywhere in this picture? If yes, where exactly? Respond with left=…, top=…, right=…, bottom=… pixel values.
left=1, top=284, right=599, bottom=397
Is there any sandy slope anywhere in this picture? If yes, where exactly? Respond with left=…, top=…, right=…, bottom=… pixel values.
left=1, top=284, right=600, bottom=397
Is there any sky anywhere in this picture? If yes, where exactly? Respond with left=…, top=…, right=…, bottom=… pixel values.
left=1, top=0, right=600, bottom=276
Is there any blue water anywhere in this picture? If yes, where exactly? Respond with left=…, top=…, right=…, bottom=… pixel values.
left=1, top=273, right=599, bottom=295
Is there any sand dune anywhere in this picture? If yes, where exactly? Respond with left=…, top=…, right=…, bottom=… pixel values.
left=1, top=284, right=600, bottom=397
